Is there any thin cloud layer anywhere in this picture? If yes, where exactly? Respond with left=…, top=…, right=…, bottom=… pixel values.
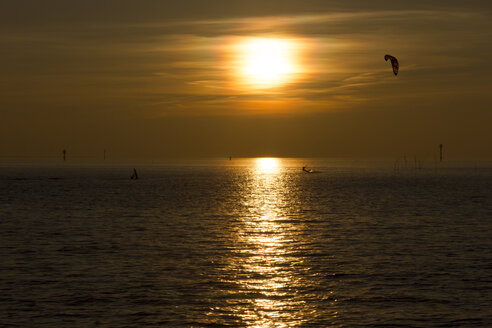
left=2, top=8, right=490, bottom=116
left=0, top=1, right=491, bottom=158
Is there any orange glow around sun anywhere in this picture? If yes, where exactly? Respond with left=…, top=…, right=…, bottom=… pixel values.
left=234, top=37, right=302, bottom=88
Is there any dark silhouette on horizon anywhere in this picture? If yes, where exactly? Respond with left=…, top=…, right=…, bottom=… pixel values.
left=131, top=168, right=139, bottom=180
left=302, top=166, right=314, bottom=173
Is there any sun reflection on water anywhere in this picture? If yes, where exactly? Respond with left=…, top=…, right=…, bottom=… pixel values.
left=256, top=157, right=280, bottom=174
left=220, top=158, right=309, bottom=327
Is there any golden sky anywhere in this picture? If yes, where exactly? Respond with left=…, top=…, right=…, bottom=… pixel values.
left=1, top=1, right=491, bottom=159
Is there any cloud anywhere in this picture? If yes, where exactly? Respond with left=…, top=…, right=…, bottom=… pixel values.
left=1, top=6, right=491, bottom=117
left=1, top=1, right=491, bottom=158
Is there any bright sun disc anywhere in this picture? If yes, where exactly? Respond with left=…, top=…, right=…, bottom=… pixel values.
left=238, top=38, right=299, bottom=87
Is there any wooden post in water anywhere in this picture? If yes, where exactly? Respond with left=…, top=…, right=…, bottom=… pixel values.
left=439, top=144, right=443, bottom=162
left=63, top=149, right=66, bottom=162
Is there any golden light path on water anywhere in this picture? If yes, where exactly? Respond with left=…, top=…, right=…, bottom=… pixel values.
left=217, top=158, right=324, bottom=327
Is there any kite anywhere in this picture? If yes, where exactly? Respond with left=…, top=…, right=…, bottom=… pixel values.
left=384, top=54, right=399, bottom=76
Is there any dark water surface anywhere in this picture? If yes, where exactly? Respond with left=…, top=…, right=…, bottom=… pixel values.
left=1, top=159, right=491, bottom=327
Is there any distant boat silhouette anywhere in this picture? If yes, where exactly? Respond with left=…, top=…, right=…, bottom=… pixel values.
left=131, top=168, right=139, bottom=180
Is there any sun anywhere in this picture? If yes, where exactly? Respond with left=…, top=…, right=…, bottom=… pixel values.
left=237, top=38, right=299, bottom=88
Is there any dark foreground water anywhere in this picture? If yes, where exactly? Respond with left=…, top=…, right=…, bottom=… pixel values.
left=1, top=158, right=491, bottom=327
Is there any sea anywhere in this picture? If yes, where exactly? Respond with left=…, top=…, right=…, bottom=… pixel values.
left=1, top=158, right=491, bottom=327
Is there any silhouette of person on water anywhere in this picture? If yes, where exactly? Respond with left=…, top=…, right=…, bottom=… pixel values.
left=131, top=168, right=138, bottom=180
left=302, top=166, right=313, bottom=173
